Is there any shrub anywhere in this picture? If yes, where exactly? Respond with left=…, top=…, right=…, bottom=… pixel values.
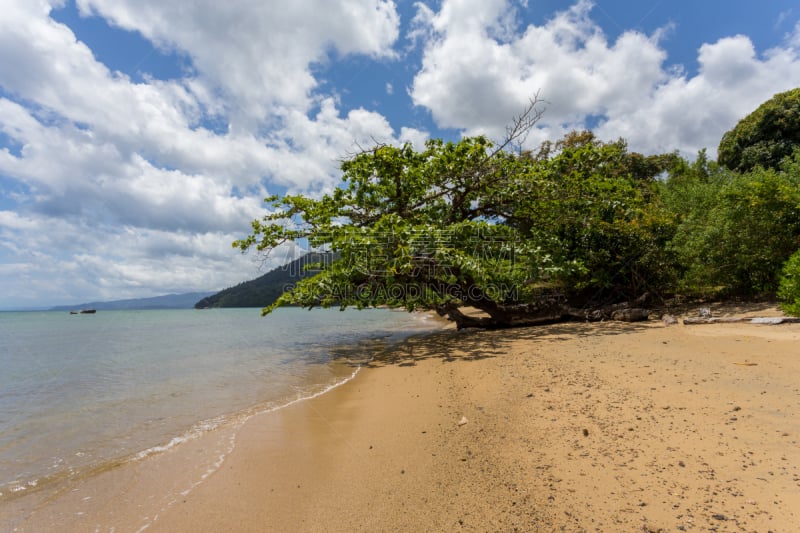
left=666, top=156, right=800, bottom=296
left=778, top=250, right=800, bottom=316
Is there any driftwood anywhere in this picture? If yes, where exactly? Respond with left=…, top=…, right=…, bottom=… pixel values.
left=662, top=314, right=679, bottom=326
left=683, top=316, right=800, bottom=325
left=610, top=308, right=650, bottom=322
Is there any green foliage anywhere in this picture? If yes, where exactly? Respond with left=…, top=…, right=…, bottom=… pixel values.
left=664, top=151, right=730, bottom=294
left=718, top=88, right=800, bottom=173
left=778, top=250, right=800, bottom=316
left=235, top=131, right=676, bottom=326
left=235, top=137, right=566, bottom=320
left=503, top=132, right=678, bottom=301
left=666, top=150, right=800, bottom=295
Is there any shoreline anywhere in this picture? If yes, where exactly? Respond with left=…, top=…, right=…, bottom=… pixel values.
left=6, top=307, right=800, bottom=531
left=0, top=350, right=364, bottom=505
left=0, top=362, right=371, bottom=532
left=0, top=310, right=444, bottom=500
left=0, top=311, right=448, bottom=531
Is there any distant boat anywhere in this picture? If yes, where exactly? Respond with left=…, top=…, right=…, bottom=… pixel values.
left=70, top=309, right=97, bottom=314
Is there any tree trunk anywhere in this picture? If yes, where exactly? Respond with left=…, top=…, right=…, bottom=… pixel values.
left=436, top=300, right=650, bottom=330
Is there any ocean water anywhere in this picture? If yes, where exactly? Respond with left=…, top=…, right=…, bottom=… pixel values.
left=0, top=307, right=439, bottom=502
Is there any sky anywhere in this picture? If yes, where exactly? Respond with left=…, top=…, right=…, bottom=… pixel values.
left=1, top=0, right=800, bottom=309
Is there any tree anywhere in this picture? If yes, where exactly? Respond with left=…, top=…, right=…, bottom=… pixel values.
left=666, top=150, right=800, bottom=295
left=497, top=131, right=678, bottom=304
left=235, top=104, right=675, bottom=328
left=778, top=249, right=800, bottom=317
left=663, top=150, right=731, bottom=294
left=235, top=142, right=557, bottom=328
left=718, top=88, right=800, bottom=173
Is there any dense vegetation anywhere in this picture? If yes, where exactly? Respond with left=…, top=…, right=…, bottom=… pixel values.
left=236, top=90, right=800, bottom=327
left=718, top=88, right=800, bottom=173
left=778, top=250, right=800, bottom=316
left=195, top=254, right=328, bottom=308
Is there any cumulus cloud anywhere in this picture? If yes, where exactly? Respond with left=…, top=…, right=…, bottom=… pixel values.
left=409, top=0, right=800, bottom=155
left=0, top=209, right=301, bottom=306
left=0, top=0, right=411, bottom=307
left=76, top=0, right=400, bottom=126
left=595, top=34, right=800, bottom=155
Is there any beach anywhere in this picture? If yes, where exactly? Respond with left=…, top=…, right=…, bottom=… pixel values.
left=6, top=305, right=800, bottom=532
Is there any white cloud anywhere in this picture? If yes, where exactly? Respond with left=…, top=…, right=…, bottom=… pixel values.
left=595, top=35, right=800, bottom=155
left=76, top=0, right=400, bottom=126
left=409, top=0, right=800, bottom=155
left=0, top=209, right=301, bottom=307
left=410, top=0, right=668, bottom=138
left=0, top=0, right=412, bottom=307
left=398, top=127, right=430, bottom=151
left=789, top=20, right=800, bottom=48
left=777, top=10, right=793, bottom=30
left=0, top=2, right=410, bottom=195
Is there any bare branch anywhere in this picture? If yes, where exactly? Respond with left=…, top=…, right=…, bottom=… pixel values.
left=342, top=136, right=390, bottom=161
left=494, top=90, right=547, bottom=156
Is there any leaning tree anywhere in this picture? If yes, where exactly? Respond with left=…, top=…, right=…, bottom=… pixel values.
left=235, top=100, right=675, bottom=328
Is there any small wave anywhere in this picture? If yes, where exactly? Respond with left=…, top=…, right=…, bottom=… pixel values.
left=127, top=365, right=365, bottom=532
left=131, top=365, right=362, bottom=465
left=132, top=414, right=229, bottom=462
left=7, top=479, right=37, bottom=493
left=264, top=365, right=361, bottom=414
left=0, top=365, right=364, bottom=513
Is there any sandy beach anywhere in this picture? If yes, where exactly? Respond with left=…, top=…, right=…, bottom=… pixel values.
left=5, top=304, right=800, bottom=532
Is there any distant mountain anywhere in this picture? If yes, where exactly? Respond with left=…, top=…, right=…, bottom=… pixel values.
left=50, top=292, right=215, bottom=312
left=195, top=253, right=331, bottom=309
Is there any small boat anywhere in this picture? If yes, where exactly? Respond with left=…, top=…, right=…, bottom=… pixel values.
left=79, top=309, right=97, bottom=314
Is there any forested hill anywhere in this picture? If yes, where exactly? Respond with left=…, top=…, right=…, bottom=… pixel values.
left=195, top=253, right=330, bottom=309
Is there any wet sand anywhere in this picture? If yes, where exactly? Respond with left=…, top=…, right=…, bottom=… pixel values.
left=6, top=305, right=800, bottom=532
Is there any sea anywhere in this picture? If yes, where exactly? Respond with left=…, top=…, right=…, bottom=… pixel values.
left=0, top=307, right=440, bottom=505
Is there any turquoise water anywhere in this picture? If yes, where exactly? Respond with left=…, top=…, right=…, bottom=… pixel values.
left=0, top=308, right=438, bottom=500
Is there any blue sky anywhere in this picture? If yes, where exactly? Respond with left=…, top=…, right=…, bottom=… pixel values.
left=1, top=0, right=799, bottom=309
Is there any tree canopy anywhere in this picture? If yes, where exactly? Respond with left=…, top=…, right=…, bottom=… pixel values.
left=718, top=88, right=800, bottom=173
left=235, top=106, right=677, bottom=328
